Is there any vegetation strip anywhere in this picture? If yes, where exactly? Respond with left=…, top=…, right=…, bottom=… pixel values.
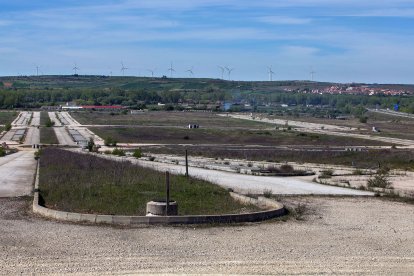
left=38, top=148, right=259, bottom=216
left=33, top=155, right=286, bottom=225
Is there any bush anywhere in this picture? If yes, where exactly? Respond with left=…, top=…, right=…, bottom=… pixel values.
left=87, top=138, right=95, bottom=152
left=367, top=174, right=392, bottom=189
left=132, top=148, right=142, bottom=158
left=45, top=119, right=55, bottom=127
left=359, top=116, right=368, bottom=123
left=263, top=189, right=273, bottom=198
left=319, top=169, right=334, bottom=178
left=111, top=148, right=125, bottom=156
left=0, top=147, right=6, bottom=157
left=280, top=164, right=294, bottom=173
left=352, top=169, right=364, bottom=175
left=104, top=136, right=117, bottom=147
left=5, top=123, right=11, bottom=131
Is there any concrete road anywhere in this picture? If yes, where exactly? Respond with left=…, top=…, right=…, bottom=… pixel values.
left=226, top=113, right=414, bottom=147
left=0, top=151, right=36, bottom=197
left=12, top=111, right=32, bottom=126
left=60, top=112, right=81, bottom=126
left=368, top=108, right=414, bottom=119
left=30, top=112, right=40, bottom=126
left=25, top=127, right=40, bottom=145
left=48, top=112, right=62, bottom=126
left=53, top=127, right=77, bottom=146
left=101, top=154, right=373, bottom=196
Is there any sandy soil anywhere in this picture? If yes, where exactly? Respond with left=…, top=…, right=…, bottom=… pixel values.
left=0, top=196, right=412, bottom=274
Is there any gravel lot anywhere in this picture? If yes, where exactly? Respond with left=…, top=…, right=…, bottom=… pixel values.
left=1, top=196, right=413, bottom=274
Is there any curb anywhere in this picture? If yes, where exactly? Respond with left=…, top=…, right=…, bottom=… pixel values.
left=32, top=162, right=286, bottom=225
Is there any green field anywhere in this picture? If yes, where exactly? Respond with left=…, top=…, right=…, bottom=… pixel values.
left=146, top=145, right=414, bottom=170
left=39, top=148, right=257, bottom=216
left=91, top=126, right=388, bottom=147
left=71, top=111, right=272, bottom=128
left=264, top=111, right=414, bottom=141
left=0, top=111, right=17, bottom=125
left=40, top=127, right=59, bottom=144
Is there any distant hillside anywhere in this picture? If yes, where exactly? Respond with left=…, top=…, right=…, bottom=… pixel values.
left=0, top=75, right=413, bottom=114
left=1, top=75, right=413, bottom=93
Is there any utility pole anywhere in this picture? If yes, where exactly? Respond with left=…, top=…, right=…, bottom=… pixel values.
left=185, top=149, right=189, bottom=177
left=165, top=171, right=170, bottom=216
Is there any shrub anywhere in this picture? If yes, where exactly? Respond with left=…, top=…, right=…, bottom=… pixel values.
left=111, top=148, right=125, bottom=156
left=263, top=189, right=273, bottom=198
left=0, top=147, right=5, bottom=157
left=45, top=119, right=55, bottom=127
left=148, top=156, right=155, bottom=161
left=359, top=116, right=368, bottom=123
left=280, top=164, right=294, bottom=173
left=132, top=148, right=142, bottom=158
left=377, top=166, right=390, bottom=175
left=5, top=123, right=11, bottom=131
left=319, top=169, right=334, bottom=178
left=352, top=169, right=364, bottom=175
left=87, top=138, right=95, bottom=152
left=367, top=174, right=392, bottom=189
left=104, top=136, right=117, bottom=147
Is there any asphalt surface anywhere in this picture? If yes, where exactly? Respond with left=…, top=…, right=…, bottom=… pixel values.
left=0, top=151, right=36, bottom=197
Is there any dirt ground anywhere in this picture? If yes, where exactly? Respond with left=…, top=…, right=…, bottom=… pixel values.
left=1, top=196, right=413, bottom=274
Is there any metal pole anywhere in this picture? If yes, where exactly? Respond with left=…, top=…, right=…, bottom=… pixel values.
left=185, top=149, right=189, bottom=177
left=165, top=171, right=170, bottom=216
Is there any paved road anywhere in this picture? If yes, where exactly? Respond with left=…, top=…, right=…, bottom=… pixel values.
left=53, top=127, right=77, bottom=146
left=48, top=112, right=62, bottom=126
left=30, top=112, right=40, bottom=126
left=0, top=151, right=36, bottom=197
left=25, top=127, right=40, bottom=145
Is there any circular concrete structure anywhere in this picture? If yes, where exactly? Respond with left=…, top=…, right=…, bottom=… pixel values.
left=146, top=200, right=178, bottom=216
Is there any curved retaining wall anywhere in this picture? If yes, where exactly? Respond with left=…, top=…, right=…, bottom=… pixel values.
left=33, top=161, right=286, bottom=225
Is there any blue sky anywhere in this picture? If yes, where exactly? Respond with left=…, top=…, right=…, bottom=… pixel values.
left=1, top=0, right=414, bottom=83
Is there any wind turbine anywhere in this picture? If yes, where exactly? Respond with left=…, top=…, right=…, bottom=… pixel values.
left=35, top=65, right=40, bottom=76
left=72, top=63, right=80, bottom=75
left=310, top=66, right=316, bottom=81
left=168, top=62, right=175, bottom=78
left=218, top=66, right=225, bottom=79
left=147, top=68, right=156, bottom=78
left=186, top=66, right=194, bottom=77
left=225, top=66, right=234, bottom=80
left=121, top=62, right=128, bottom=76
left=268, top=66, right=275, bottom=81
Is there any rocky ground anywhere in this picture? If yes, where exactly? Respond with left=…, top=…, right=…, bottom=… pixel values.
left=1, top=196, right=413, bottom=274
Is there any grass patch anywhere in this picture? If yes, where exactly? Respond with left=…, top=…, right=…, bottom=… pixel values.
left=71, top=111, right=272, bottom=128
left=39, top=127, right=59, bottom=144
left=39, top=148, right=256, bottom=216
left=0, top=111, right=17, bottom=125
left=147, top=145, right=414, bottom=170
left=90, top=126, right=385, bottom=147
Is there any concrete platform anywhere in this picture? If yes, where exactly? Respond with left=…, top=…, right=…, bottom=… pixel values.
left=0, top=151, right=37, bottom=197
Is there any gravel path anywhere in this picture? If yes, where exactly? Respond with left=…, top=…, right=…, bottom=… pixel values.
left=0, top=196, right=413, bottom=274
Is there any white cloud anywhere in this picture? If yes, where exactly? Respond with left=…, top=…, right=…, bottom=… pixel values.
left=258, top=16, right=312, bottom=25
